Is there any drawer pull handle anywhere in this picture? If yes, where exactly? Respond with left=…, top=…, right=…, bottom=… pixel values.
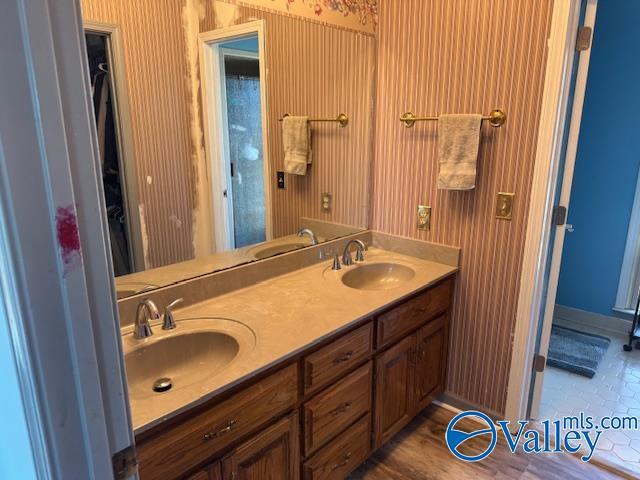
left=330, top=402, right=353, bottom=416
left=203, top=419, right=238, bottom=441
left=333, top=351, right=354, bottom=364
left=332, top=452, right=352, bottom=470
left=417, top=347, right=426, bottom=360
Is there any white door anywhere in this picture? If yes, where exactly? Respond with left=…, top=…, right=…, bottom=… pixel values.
left=529, top=0, right=598, bottom=419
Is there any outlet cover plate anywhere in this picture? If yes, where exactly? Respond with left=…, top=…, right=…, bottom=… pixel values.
left=496, top=192, right=515, bottom=220
left=417, top=205, right=431, bottom=230
left=322, top=192, right=332, bottom=212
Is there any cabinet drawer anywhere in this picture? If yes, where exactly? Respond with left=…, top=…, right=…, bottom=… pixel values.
left=377, top=278, right=452, bottom=348
left=303, top=322, right=373, bottom=395
left=303, top=415, right=370, bottom=480
left=137, top=364, right=298, bottom=480
left=303, top=362, right=372, bottom=456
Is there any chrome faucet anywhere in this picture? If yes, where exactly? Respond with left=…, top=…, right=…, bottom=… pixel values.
left=342, top=239, right=366, bottom=266
left=134, top=299, right=160, bottom=339
left=297, top=228, right=319, bottom=245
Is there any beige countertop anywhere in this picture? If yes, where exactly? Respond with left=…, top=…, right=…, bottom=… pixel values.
left=124, top=246, right=457, bottom=435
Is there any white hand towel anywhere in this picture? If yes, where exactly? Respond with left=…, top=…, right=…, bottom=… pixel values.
left=437, top=114, right=483, bottom=190
left=283, top=116, right=311, bottom=176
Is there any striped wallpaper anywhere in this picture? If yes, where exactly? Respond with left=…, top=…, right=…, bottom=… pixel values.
left=81, top=0, right=196, bottom=269
left=81, top=0, right=552, bottom=415
left=371, top=0, right=554, bottom=414
left=82, top=0, right=374, bottom=269
left=202, top=1, right=375, bottom=238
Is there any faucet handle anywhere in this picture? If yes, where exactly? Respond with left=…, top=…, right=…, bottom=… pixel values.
left=332, top=254, right=342, bottom=271
left=355, top=248, right=365, bottom=262
left=162, top=298, right=183, bottom=330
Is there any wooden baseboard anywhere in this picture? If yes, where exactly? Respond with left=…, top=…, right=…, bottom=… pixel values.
left=436, top=393, right=502, bottom=421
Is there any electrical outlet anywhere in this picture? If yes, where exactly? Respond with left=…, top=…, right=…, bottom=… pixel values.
left=277, top=171, right=285, bottom=189
left=496, top=192, right=515, bottom=220
left=322, top=193, right=332, bottom=212
left=417, top=205, right=431, bottom=230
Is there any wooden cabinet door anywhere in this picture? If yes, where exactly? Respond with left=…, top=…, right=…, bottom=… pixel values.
left=222, top=413, right=300, bottom=480
left=186, top=461, right=222, bottom=480
left=373, top=335, right=415, bottom=448
left=412, top=315, right=448, bottom=414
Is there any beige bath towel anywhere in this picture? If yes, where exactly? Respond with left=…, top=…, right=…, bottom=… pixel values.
left=437, top=114, right=483, bottom=190
left=283, top=116, right=311, bottom=175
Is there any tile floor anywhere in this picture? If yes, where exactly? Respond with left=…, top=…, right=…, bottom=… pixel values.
left=538, top=319, right=640, bottom=475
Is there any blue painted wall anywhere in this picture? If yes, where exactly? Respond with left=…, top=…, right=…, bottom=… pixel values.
left=556, top=1, right=640, bottom=317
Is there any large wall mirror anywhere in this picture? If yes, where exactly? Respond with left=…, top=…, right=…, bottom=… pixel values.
left=80, top=0, right=376, bottom=299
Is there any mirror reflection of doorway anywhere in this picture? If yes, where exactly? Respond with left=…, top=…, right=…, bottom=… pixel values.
left=220, top=40, right=266, bottom=249
left=219, top=36, right=266, bottom=248
left=85, top=32, right=132, bottom=275
left=200, top=24, right=272, bottom=254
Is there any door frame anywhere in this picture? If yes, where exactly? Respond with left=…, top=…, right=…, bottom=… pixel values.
left=505, top=0, right=598, bottom=422
left=84, top=20, right=146, bottom=273
left=199, top=21, right=272, bottom=252
left=1, top=0, right=135, bottom=477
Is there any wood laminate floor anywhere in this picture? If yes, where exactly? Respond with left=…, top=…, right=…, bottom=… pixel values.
left=350, top=405, right=631, bottom=480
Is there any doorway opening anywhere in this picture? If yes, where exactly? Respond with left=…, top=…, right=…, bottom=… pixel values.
left=220, top=39, right=266, bottom=248
left=83, top=24, right=143, bottom=276
left=199, top=22, right=272, bottom=253
left=85, top=32, right=132, bottom=275
left=527, top=1, right=640, bottom=474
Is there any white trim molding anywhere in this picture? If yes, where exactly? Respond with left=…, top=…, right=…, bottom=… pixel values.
left=615, top=170, right=640, bottom=311
left=505, top=0, right=591, bottom=423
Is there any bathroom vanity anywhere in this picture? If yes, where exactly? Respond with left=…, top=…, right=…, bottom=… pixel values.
left=126, top=240, right=457, bottom=480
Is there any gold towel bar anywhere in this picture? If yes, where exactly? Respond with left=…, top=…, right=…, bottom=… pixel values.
left=278, top=113, right=349, bottom=128
left=400, top=109, right=506, bottom=128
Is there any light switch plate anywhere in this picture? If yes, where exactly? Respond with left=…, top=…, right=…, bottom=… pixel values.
left=322, top=192, right=332, bottom=212
left=417, top=205, right=431, bottom=230
left=496, top=192, right=515, bottom=220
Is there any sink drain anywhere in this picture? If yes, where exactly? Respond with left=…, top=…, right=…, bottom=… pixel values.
left=152, top=377, right=173, bottom=393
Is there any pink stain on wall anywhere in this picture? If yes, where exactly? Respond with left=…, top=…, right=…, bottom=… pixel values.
left=56, top=205, right=82, bottom=271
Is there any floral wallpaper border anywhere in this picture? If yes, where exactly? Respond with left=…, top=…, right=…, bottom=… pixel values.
left=235, top=0, right=377, bottom=33
left=278, top=0, right=378, bottom=28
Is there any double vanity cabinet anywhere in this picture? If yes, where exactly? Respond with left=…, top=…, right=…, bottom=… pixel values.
left=135, top=275, right=454, bottom=480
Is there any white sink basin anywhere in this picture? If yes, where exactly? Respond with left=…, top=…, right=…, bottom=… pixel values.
left=122, top=318, right=255, bottom=401
left=340, top=263, right=415, bottom=291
